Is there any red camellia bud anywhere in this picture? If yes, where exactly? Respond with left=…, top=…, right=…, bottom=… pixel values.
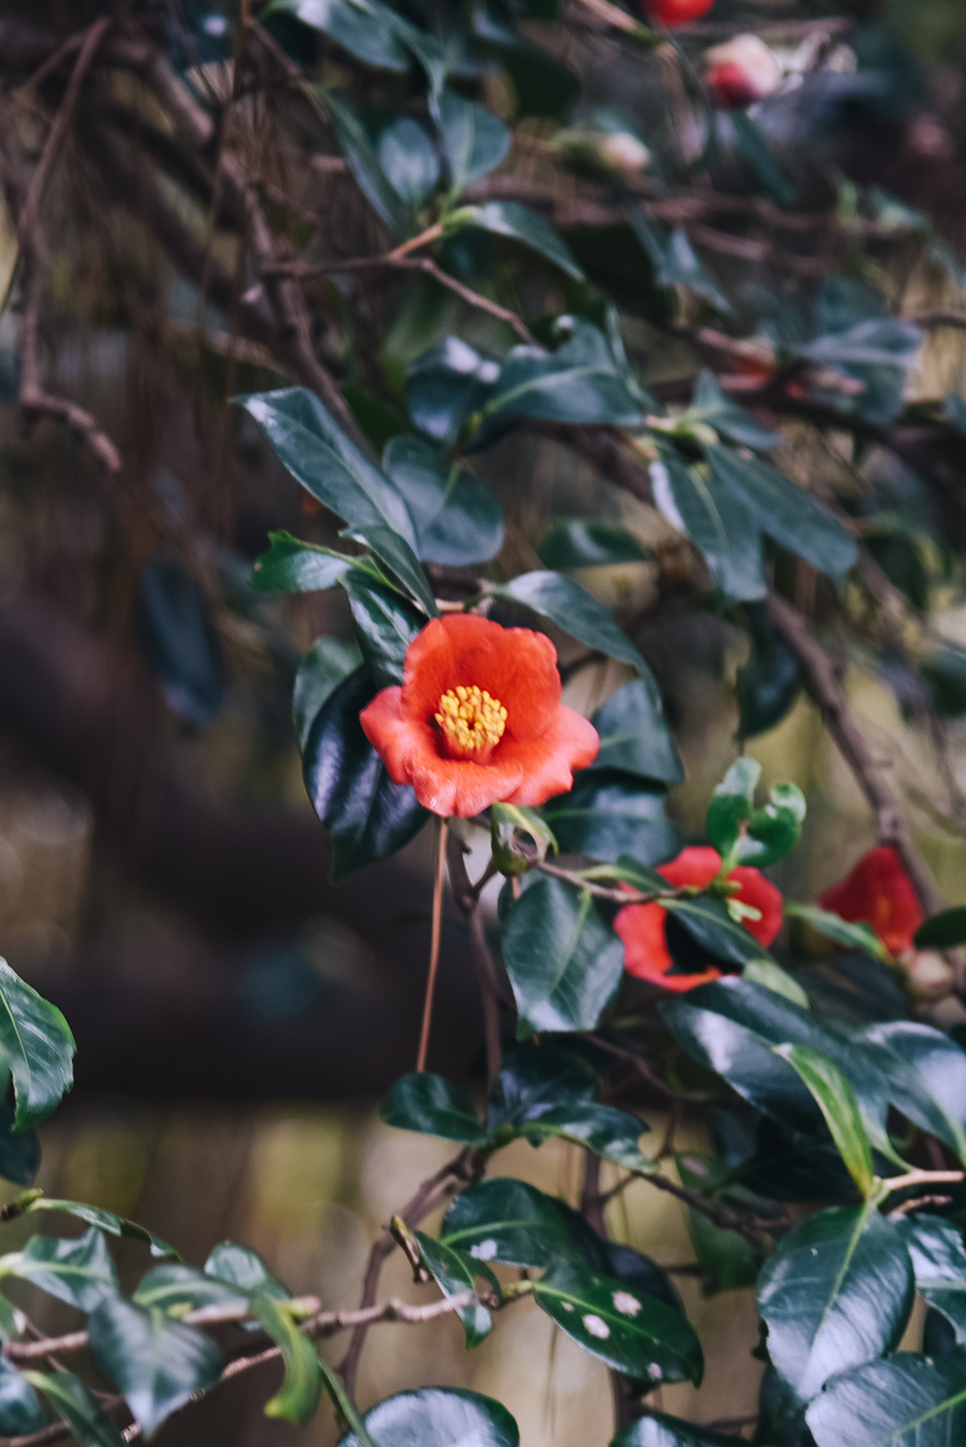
left=818, top=846, right=924, bottom=958
left=641, top=0, right=715, bottom=27
left=704, top=35, right=782, bottom=110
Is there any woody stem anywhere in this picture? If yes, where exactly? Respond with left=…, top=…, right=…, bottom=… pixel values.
left=416, top=818, right=449, bottom=1073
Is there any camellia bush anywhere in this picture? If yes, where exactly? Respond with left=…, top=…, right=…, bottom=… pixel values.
left=1, top=0, right=966, bottom=1445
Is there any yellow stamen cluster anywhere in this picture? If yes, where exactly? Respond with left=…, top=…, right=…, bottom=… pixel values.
left=435, top=685, right=507, bottom=760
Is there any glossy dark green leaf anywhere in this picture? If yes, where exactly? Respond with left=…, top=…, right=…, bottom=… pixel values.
left=705, top=758, right=760, bottom=860
left=378, top=117, right=439, bottom=210
left=438, top=91, right=510, bottom=193
left=406, top=338, right=500, bottom=448
left=302, top=665, right=428, bottom=880
left=133, top=1264, right=248, bottom=1316
left=736, top=605, right=801, bottom=740
left=88, top=1295, right=223, bottom=1437
left=381, top=1073, right=489, bottom=1146
left=728, top=110, right=797, bottom=207
left=604, top=1242, right=682, bottom=1318
left=340, top=570, right=424, bottom=689
left=916, top=907, right=966, bottom=949
left=339, top=1388, right=519, bottom=1447
left=538, top=519, right=649, bottom=570
left=292, top=638, right=361, bottom=752
left=487, top=1041, right=596, bottom=1132
left=743, top=957, right=810, bottom=1009
left=663, top=895, right=775, bottom=967
left=806, top=1354, right=966, bottom=1447
left=451, top=202, right=583, bottom=281
left=0, top=1103, right=39, bottom=1186
left=517, top=1099, right=648, bottom=1168
left=784, top=903, right=890, bottom=964
left=629, top=211, right=732, bottom=316
left=494, top=569, right=650, bottom=676
left=414, top=1231, right=493, bottom=1348
left=651, top=454, right=766, bottom=603
left=251, top=533, right=354, bottom=593
left=688, top=372, right=781, bottom=452
left=758, top=1205, right=913, bottom=1406
left=798, top=317, right=923, bottom=372
left=472, top=9, right=579, bottom=119
left=945, top=393, right=966, bottom=438
left=326, top=91, right=412, bottom=236
left=26, top=1199, right=178, bottom=1260
left=774, top=1045, right=876, bottom=1198
left=490, top=802, right=557, bottom=876
left=502, top=877, right=624, bottom=1036
left=587, top=679, right=684, bottom=785
left=236, top=388, right=436, bottom=613
left=203, top=1242, right=289, bottom=1301
left=1, top=1228, right=118, bottom=1310
left=481, top=321, right=642, bottom=429
left=141, top=556, right=225, bottom=727
left=251, top=1296, right=321, bottom=1425
left=0, top=957, right=74, bottom=1131
left=383, top=434, right=504, bottom=566
left=264, top=0, right=410, bottom=71
left=440, top=1178, right=574, bottom=1270
left=343, top=385, right=407, bottom=453
left=707, top=446, right=858, bottom=582
left=533, top=1263, right=702, bottom=1384
left=543, top=775, right=678, bottom=865
left=898, top=1216, right=966, bottom=1345
left=611, top=1409, right=739, bottom=1446
left=24, top=1369, right=126, bottom=1447
left=0, top=1357, right=46, bottom=1437
left=856, top=1020, right=966, bottom=1165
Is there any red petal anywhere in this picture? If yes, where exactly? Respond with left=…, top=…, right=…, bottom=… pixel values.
left=819, top=846, right=923, bottom=955
left=659, top=846, right=722, bottom=889
left=502, top=706, right=600, bottom=808
left=410, top=752, right=525, bottom=818
left=359, top=687, right=415, bottom=785
left=730, top=866, right=784, bottom=947
left=616, top=901, right=673, bottom=977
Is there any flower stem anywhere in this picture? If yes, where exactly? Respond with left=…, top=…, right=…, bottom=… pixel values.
left=416, top=818, right=449, bottom=1073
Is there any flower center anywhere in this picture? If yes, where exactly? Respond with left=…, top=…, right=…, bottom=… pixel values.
left=435, top=685, right=507, bottom=761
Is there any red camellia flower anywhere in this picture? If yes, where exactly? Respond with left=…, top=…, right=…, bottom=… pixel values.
left=615, top=845, right=783, bottom=992
left=360, top=614, right=599, bottom=819
left=704, top=35, right=782, bottom=109
left=818, top=846, right=924, bottom=957
left=641, top=0, right=715, bottom=26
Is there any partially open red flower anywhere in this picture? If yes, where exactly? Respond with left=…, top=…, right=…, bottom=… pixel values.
left=641, top=0, right=715, bottom=26
left=704, top=35, right=782, bottom=109
left=818, top=846, right=924, bottom=957
left=615, top=845, right=783, bottom=992
left=360, top=614, right=599, bottom=819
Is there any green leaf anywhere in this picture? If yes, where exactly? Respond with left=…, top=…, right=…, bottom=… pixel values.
left=705, top=758, right=760, bottom=859
left=0, top=1358, right=46, bottom=1437
left=651, top=455, right=766, bottom=604
left=340, top=569, right=424, bottom=689
left=628, top=211, right=732, bottom=316
left=480, top=320, right=642, bottom=429
left=736, top=604, right=801, bottom=740
left=318, top=1354, right=380, bottom=1447
left=774, top=1045, right=876, bottom=1199
left=611, top=1409, right=740, bottom=1446
left=706, top=446, right=858, bottom=582
left=0, top=1228, right=118, bottom=1311
left=686, top=372, right=781, bottom=452
left=538, top=519, right=649, bottom=570
left=663, top=895, right=775, bottom=967
left=414, top=1232, right=493, bottom=1348
left=490, top=802, right=557, bottom=876
left=203, top=1242, right=289, bottom=1301
left=326, top=91, right=413, bottom=236
left=533, top=1263, right=702, bottom=1384
left=23, top=1369, right=126, bottom=1447
left=916, top=907, right=966, bottom=949
left=264, top=0, right=410, bottom=73
left=472, top=10, right=579, bottom=120
left=292, top=637, right=362, bottom=752
left=450, top=202, right=584, bottom=281
left=494, top=569, right=651, bottom=677
left=133, top=1264, right=248, bottom=1316
left=25, top=1199, right=177, bottom=1259
left=806, top=1354, right=966, bottom=1447
left=236, top=387, right=436, bottom=613
left=516, top=1099, right=649, bottom=1169
left=736, top=783, right=807, bottom=869
left=944, top=393, right=966, bottom=438
left=251, top=1296, right=322, bottom=1425
left=440, top=1178, right=575, bottom=1270
left=727, top=111, right=797, bottom=208
left=798, top=318, right=923, bottom=372
left=437, top=91, right=511, bottom=193
left=0, top=958, right=74, bottom=1130
left=383, top=434, right=504, bottom=566
left=587, top=679, right=684, bottom=785
left=0, top=1103, right=39, bottom=1186
left=897, top=1216, right=966, bottom=1345
left=758, top=1205, right=913, bottom=1407
left=302, top=665, right=428, bottom=880
left=784, top=903, right=891, bottom=964
left=381, top=1074, right=489, bottom=1146
left=406, top=338, right=500, bottom=448
left=88, top=1295, right=223, bottom=1438
left=743, top=958, right=810, bottom=1009
left=541, top=776, right=678, bottom=865
left=338, top=1388, right=519, bottom=1447
left=378, top=117, right=439, bottom=210
left=251, top=533, right=354, bottom=594
left=502, top=877, right=624, bottom=1036
left=856, top=1020, right=966, bottom=1166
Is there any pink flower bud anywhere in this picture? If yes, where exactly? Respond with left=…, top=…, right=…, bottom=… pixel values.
left=704, top=35, right=782, bottom=110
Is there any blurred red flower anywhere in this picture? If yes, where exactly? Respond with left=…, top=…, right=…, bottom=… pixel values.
left=641, top=0, right=714, bottom=25
left=818, top=846, right=923, bottom=957
left=615, top=845, right=783, bottom=992
left=704, top=35, right=782, bottom=109
left=360, top=614, right=599, bottom=819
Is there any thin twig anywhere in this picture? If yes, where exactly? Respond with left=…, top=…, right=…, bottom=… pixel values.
left=417, top=818, right=449, bottom=1073
left=446, top=833, right=507, bottom=1085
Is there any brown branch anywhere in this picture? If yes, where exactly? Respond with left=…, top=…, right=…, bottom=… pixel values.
left=446, top=833, right=508, bottom=1085
left=632, top=1168, right=781, bottom=1246
left=908, top=312, right=966, bottom=330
